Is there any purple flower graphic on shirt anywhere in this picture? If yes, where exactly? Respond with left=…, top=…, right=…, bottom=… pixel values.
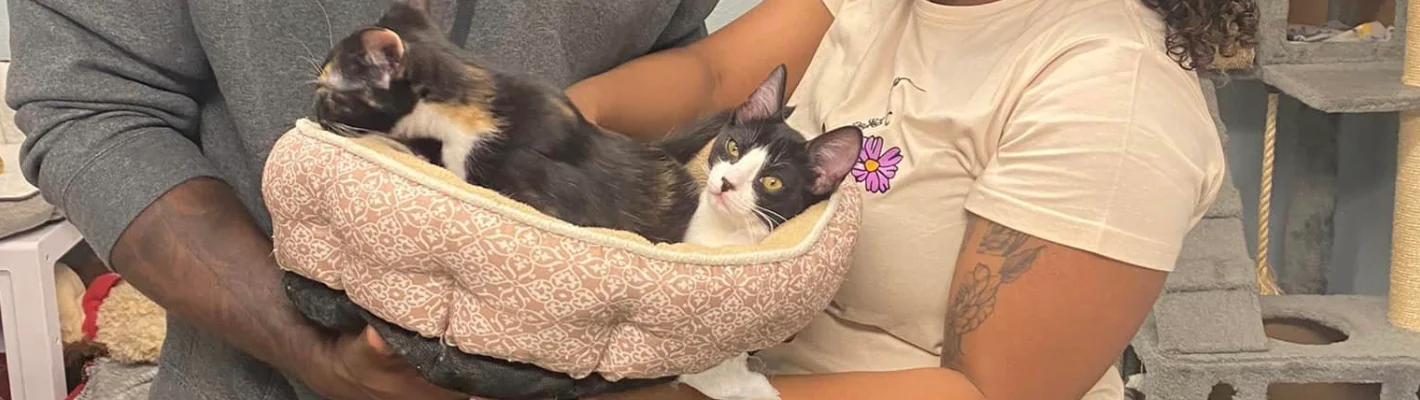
left=852, top=136, right=902, bottom=193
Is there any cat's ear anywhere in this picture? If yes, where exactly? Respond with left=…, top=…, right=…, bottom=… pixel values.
left=733, top=64, right=788, bottom=125
left=359, top=28, right=405, bottom=89
left=807, top=125, right=864, bottom=196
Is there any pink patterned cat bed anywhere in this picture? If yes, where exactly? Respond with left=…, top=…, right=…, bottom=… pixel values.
left=262, top=119, right=863, bottom=380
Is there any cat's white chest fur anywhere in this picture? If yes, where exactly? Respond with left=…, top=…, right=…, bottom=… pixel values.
left=683, top=147, right=773, bottom=248
left=677, top=352, right=779, bottom=400
left=683, top=198, right=769, bottom=248
left=390, top=100, right=500, bottom=180
left=678, top=149, right=781, bottom=400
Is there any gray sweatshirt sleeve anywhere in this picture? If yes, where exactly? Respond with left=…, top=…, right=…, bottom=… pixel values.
left=651, top=0, right=719, bottom=51
left=6, top=0, right=221, bottom=261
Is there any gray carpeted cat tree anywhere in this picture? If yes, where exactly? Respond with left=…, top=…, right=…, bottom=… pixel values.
left=1127, top=0, right=1420, bottom=398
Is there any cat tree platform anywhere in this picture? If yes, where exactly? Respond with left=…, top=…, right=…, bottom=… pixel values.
left=1250, top=0, right=1415, bottom=113
left=1261, top=62, right=1420, bottom=113
left=1133, top=295, right=1420, bottom=400
left=1128, top=19, right=1420, bottom=392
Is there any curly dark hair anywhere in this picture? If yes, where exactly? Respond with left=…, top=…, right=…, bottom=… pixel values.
left=1141, top=0, right=1260, bottom=70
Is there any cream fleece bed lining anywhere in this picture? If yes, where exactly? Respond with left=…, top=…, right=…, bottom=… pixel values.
left=264, top=119, right=863, bottom=378
left=329, top=118, right=840, bottom=262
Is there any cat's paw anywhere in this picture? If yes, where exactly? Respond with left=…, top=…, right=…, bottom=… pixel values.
left=677, top=353, right=781, bottom=400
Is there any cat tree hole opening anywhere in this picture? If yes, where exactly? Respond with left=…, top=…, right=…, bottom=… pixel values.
left=1267, top=382, right=1381, bottom=400
left=1262, top=317, right=1349, bottom=344
left=1207, top=383, right=1237, bottom=400
left=1287, top=0, right=1396, bottom=42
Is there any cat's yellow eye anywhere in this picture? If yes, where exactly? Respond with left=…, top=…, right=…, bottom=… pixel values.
left=726, top=139, right=740, bottom=158
left=760, top=176, right=783, bottom=192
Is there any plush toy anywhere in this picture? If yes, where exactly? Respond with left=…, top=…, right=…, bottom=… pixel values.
left=54, top=265, right=167, bottom=400
left=80, top=273, right=166, bottom=363
left=55, top=264, right=98, bottom=364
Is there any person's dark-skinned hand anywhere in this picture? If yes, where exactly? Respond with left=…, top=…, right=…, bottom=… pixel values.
left=299, top=326, right=471, bottom=400
left=285, top=268, right=676, bottom=400
left=108, top=177, right=467, bottom=400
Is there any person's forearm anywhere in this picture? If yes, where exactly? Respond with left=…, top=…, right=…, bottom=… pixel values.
left=566, top=46, right=721, bottom=141
left=593, top=368, right=984, bottom=400
left=109, top=177, right=328, bottom=374
left=568, top=0, right=834, bottom=142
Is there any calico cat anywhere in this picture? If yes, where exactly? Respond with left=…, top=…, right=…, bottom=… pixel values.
left=292, top=1, right=706, bottom=398
left=284, top=1, right=862, bottom=399
left=312, top=0, right=707, bottom=244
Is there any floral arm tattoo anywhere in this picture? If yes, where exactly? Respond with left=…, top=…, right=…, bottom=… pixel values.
left=942, top=216, right=1046, bottom=369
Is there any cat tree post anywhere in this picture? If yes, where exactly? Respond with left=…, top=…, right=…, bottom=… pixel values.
left=1392, top=0, right=1420, bottom=333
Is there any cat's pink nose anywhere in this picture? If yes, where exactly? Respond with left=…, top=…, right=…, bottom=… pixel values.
left=720, top=177, right=735, bottom=193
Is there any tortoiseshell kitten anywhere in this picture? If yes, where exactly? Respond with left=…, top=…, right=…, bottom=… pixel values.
left=286, top=1, right=707, bottom=399
left=312, top=0, right=708, bottom=244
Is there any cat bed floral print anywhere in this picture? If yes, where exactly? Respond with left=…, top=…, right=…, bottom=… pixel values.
left=263, top=119, right=863, bottom=381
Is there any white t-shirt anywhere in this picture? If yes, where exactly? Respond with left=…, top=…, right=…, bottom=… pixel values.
left=754, top=0, right=1226, bottom=398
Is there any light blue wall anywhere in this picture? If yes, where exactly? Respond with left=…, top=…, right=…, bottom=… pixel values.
left=1, top=0, right=9, bottom=60
left=709, top=0, right=760, bottom=31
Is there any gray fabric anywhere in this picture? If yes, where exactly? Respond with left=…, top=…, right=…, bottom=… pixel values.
left=1196, top=77, right=1242, bottom=219
left=0, top=194, right=61, bottom=240
left=6, top=0, right=717, bottom=399
left=1134, top=296, right=1420, bottom=400
left=1260, top=62, right=1420, bottom=113
left=73, top=358, right=159, bottom=400
left=1207, top=172, right=1243, bottom=219
left=1150, top=289, right=1268, bottom=354
left=1164, top=218, right=1257, bottom=292
left=1, top=62, right=43, bottom=202
left=150, top=318, right=314, bottom=400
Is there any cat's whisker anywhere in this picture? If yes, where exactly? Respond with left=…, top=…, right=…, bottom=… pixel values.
left=304, top=57, right=324, bottom=74
left=726, top=195, right=773, bottom=230
left=321, top=121, right=378, bottom=138
left=750, top=209, right=775, bottom=229
left=281, top=31, right=326, bottom=79
left=293, top=56, right=322, bottom=80
left=755, top=206, right=788, bottom=225
left=734, top=206, right=763, bottom=231
left=728, top=195, right=761, bottom=219
left=757, top=210, right=780, bottom=230
left=310, top=0, right=335, bottom=50
left=718, top=194, right=746, bottom=215
left=736, top=198, right=778, bottom=236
